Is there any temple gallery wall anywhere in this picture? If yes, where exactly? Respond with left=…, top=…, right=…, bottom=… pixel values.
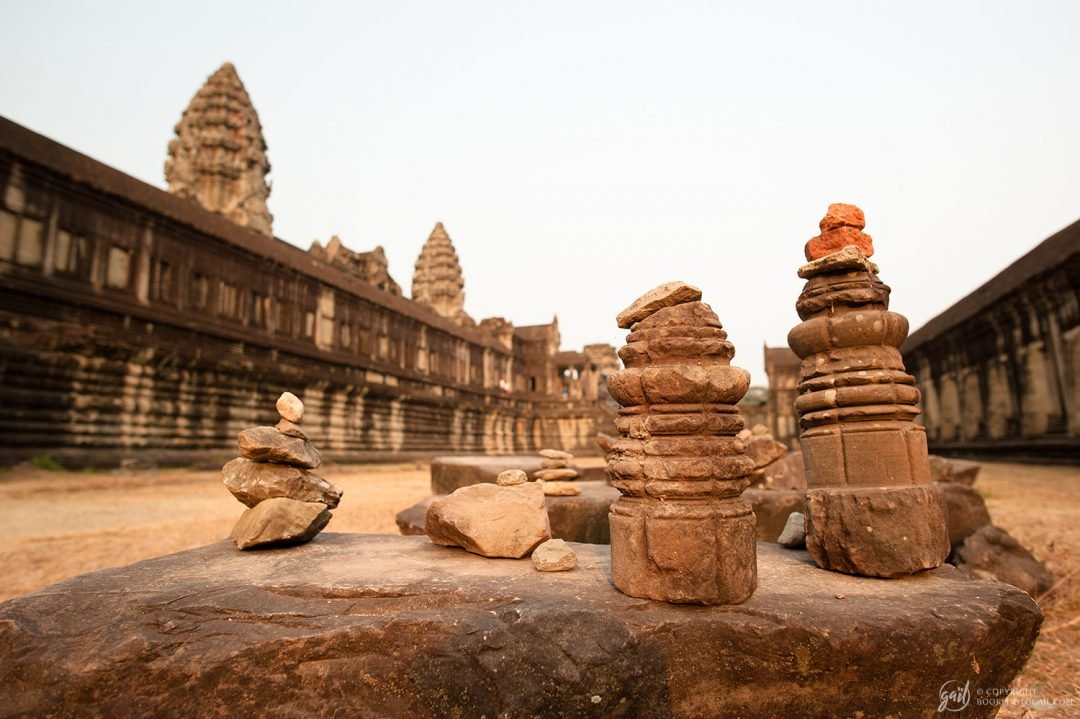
left=1, top=61, right=1077, bottom=466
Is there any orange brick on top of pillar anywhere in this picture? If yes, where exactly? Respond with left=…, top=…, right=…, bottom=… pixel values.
left=789, top=205, right=949, bottom=577
left=606, top=281, right=757, bottom=605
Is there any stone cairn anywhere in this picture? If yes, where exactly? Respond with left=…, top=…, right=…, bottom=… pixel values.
left=222, top=392, right=343, bottom=550
left=788, top=204, right=949, bottom=577
left=606, top=282, right=757, bottom=604
left=535, top=448, right=581, bottom=496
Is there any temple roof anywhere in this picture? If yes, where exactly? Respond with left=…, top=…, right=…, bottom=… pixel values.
left=411, top=222, right=474, bottom=326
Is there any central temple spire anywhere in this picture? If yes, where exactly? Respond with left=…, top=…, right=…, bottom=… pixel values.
left=411, top=222, right=475, bottom=326
left=164, top=62, right=273, bottom=237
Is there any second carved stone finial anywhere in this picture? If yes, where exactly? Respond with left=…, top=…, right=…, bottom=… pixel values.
left=606, top=282, right=757, bottom=605
left=789, top=205, right=949, bottom=577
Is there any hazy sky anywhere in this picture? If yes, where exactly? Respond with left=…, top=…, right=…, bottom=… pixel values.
left=2, top=1, right=1078, bottom=385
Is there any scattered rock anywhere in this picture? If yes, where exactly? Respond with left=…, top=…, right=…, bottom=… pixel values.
left=615, top=281, right=702, bottom=329
left=938, top=481, right=992, bottom=547
left=275, top=419, right=308, bottom=440
left=535, top=468, right=579, bottom=481
left=541, top=458, right=569, bottom=469
left=539, top=449, right=573, bottom=461
left=928, top=455, right=980, bottom=486
left=237, top=426, right=322, bottom=468
left=777, top=512, right=806, bottom=548
left=276, top=391, right=304, bottom=423
left=541, top=481, right=582, bottom=497
left=760, top=451, right=806, bottom=491
left=746, top=489, right=804, bottom=542
left=426, top=483, right=551, bottom=558
left=744, top=435, right=787, bottom=470
left=496, top=469, right=527, bottom=486
left=230, top=497, right=331, bottom=550
left=953, top=525, right=1055, bottom=597
left=222, top=457, right=342, bottom=508
left=531, top=539, right=577, bottom=571
left=736, top=428, right=753, bottom=442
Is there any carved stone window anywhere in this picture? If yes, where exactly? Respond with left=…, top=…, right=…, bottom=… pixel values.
left=106, top=246, right=131, bottom=289
left=192, top=273, right=210, bottom=311
left=0, top=209, right=45, bottom=268
left=151, top=260, right=174, bottom=304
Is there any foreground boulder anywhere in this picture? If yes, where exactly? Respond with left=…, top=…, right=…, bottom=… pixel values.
left=0, top=537, right=1041, bottom=718
left=426, top=482, right=551, bottom=558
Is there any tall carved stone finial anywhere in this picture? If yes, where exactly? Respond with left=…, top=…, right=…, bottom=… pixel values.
left=412, top=222, right=474, bottom=326
left=165, top=62, right=273, bottom=237
left=606, top=282, right=757, bottom=605
left=789, top=205, right=949, bottom=577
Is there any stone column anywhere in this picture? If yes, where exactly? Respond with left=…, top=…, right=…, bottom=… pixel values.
left=606, top=282, right=757, bottom=604
left=788, top=204, right=949, bottom=577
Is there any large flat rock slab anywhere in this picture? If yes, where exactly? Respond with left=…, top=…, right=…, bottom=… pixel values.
left=0, top=536, right=1040, bottom=718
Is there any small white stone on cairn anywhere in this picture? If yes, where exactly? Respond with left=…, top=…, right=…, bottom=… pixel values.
left=276, top=391, right=304, bottom=423
left=496, top=469, right=528, bottom=486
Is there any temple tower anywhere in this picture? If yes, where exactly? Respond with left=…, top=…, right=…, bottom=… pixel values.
left=788, top=204, right=949, bottom=577
left=165, top=62, right=273, bottom=237
left=412, top=222, right=474, bottom=326
left=606, top=281, right=757, bottom=605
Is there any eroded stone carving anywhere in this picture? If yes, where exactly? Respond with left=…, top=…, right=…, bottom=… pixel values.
left=165, top=62, right=273, bottom=237
left=606, top=282, right=757, bottom=604
left=788, top=204, right=949, bottom=577
left=411, top=222, right=474, bottom=326
left=310, top=236, right=402, bottom=296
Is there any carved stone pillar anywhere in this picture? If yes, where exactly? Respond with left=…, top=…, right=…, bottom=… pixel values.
left=606, top=282, right=757, bottom=604
left=788, top=205, right=949, bottom=577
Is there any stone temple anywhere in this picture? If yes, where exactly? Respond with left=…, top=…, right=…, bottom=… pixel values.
left=0, top=62, right=620, bottom=467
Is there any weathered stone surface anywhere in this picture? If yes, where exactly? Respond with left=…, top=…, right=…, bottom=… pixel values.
left=540, top=458, right=569, bottom=469
left=760, top=451, right=806, bottom=490
left=0, top=537, right=1041, bottom=719
left=744, top=435, right=787, bottom=469
left=430, top=456, right=544, bottom=494
left=535, top=468, right=578, bottom=481
left=165, top=62, right=273, bottom=236
left=539, top=448, right=573, bottom=460
left=818, top=202, right=866, bottom=232
left=426, top=483, right=551, bottom=558
left=745, top=488, right=804, bottom=542
left=398, top=482, right=618, bottom=545
left=790, top=206, right=948, bottom=577
left=230, top=497, right=331, bottom=550
left=804, top=486, right=951, bottom=578
left=609, top=283, right=756, bottom=604
left=276, top=391, right=304, bottom=423
left=496, top=469, right=527, bottom=486
left=274, top=418, right=308, bottom=440
left=595, top=432, right=617, bottom=453
left=929, top=455, right=981, bottom=485
left=541, top=481, right=582, bottom=496
left=222, top=457, right=342, bottom=508
left=777, top=512, right=806, bottom=548
left=954, top=525, right=1055, bottom=597
left=237, top=426, right=322, bottom=468
left=938, top=481, right=992, bottom=547
left=616, top=281, right=702, bottom=329
left=532, top=539, right=577, bottom=571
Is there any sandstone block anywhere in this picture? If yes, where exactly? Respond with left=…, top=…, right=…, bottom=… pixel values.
left=222, top=457, right=342, bottom=508
left=496, top=469, right=528, bottom=486
left=230, top=497, right=331, bottom=550
left=804, top=485, right=950, bottom=577
left=276, top=391, right=304, bottom=423
left=532, top=539, right=577, bottom=571
left=0, top=538, right=1041, bottom=719
left=953, top=525, right=1055, bottom=597
left=616, top=281, right=702, bottom=328
left=938, top=481, right=992, bottom=547
left=426, top=482, right=551, bottom=558
left=535, top=468, right=578, bottom=481
left=237, top=426, right=321, bottom=469
left=744, top=436, right=787, bottom=470
left=541, top=481, right=582, bottom=496
left=539, top=448, right=573, bottom=460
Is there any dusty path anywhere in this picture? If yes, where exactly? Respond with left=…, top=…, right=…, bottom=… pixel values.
left=0, top=459, right=1076, bottom=714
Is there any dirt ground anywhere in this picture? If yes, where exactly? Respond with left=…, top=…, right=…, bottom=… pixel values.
left=0, top=459, right=1075, bottom=714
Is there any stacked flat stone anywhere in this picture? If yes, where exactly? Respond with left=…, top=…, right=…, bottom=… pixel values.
left=606, top=281, right=757, bottom=605
left=536, top=448, right=581, bottom=496
left=222, top=392, right=343, bottom=550
left=788, top=204, right=949, bottom=577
